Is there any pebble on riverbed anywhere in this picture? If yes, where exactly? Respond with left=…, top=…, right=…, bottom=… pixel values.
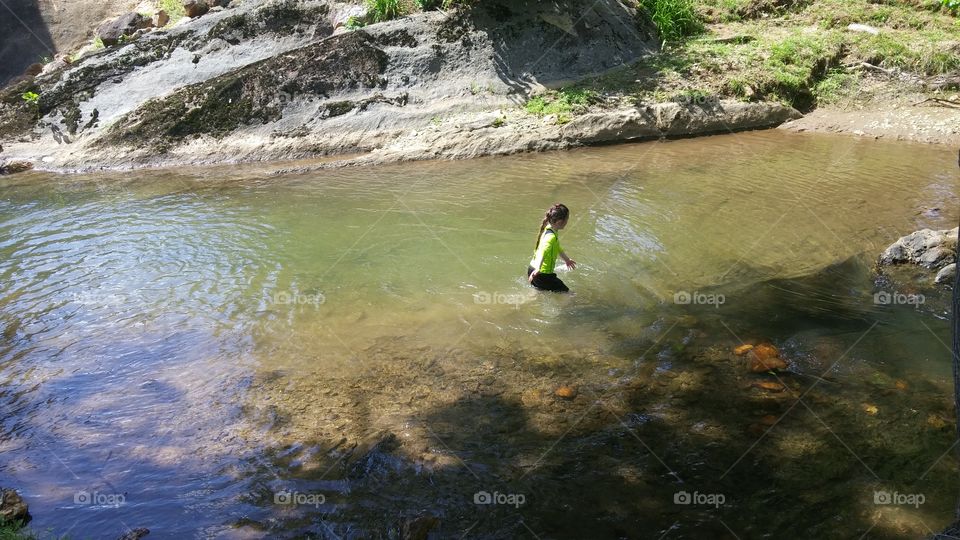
left=555, top=386, right=578, bottom=399
left=746, top=343, right=789, bottom=373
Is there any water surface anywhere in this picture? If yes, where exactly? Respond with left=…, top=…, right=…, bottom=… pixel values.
left=0, top=130, right=957, bottom=539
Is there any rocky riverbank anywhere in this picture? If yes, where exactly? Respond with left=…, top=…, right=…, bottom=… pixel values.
left=0, top=0, right=956, bottom=174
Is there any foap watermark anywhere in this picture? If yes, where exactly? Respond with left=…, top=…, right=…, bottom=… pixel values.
left=272, top=291, right=326, bottom=308
left=474, top=490, right=525, bottom=508
left=874, top=490, right=925, bottom=508
left=74, top=490, right=125, bottom=507
left=674, top=290, right=725, bottom=308
left=674, top=91, right=721, bottom=107
left=674, top=490, right=725, bottom=508
left=274, top=490, right=326, bottom=508
left=473, top=291, right=525, bottom=308
left=873, top=290, right=924, bottom=306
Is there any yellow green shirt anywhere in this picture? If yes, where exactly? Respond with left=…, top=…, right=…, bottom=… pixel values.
left=530, top=225, right=561, bottom=274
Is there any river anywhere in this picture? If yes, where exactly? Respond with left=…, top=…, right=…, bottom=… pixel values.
left=0, top=130, right=957, bottom=538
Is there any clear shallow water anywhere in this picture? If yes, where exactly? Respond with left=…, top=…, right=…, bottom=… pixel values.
left=0, top=130, right=957, bottom=538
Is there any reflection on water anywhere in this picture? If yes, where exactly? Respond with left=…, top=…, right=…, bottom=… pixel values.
left=0, top=130, right=957, bottom=538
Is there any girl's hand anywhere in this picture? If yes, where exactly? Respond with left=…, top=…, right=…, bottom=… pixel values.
left=566, top=259, right=577, bottom=269
left=528, top=271, right=538, bottom=283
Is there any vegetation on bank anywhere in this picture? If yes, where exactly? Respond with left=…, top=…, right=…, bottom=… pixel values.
left=526, top=0, right=958, bottom=119
left=0, top=520, right=38, bottom=540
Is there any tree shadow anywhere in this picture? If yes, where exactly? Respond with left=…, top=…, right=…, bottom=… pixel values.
left=238, top=256, right=957, bottom=538
left=0, top=0, right=55, bottom=87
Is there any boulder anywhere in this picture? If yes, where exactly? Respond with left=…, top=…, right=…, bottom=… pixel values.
left=935, top=263, right=957, bottom=284
left=0, top=488, right=31, bottom=525
left=182, top=0, right=209, bottom=18
left=96, top=12, right=151, bottom=46
left=879, top=227, right=958, bottom=269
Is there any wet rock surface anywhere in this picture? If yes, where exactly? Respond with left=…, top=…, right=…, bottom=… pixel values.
left=879, top=227, right=958, bottom=269
left=0, top=488, right=30, bottom=525
left=878, top=227, right=958, bottom=287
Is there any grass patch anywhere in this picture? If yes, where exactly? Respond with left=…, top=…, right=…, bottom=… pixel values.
left=0, top=519, right=39, bottom=540
left=812, top=68, right=858, bottom=103
left=524, top=88, right=598, bottom=124
left=366, top=0, right=403, bottom=22
left=850, top=31, right=960, bottom=74
left=639, top=0, right=704, bottom=42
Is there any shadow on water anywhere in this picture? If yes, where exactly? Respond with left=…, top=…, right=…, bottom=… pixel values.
left=0, top=0, right=55, bottom=86
left=237, top=257, right=957, bottom=539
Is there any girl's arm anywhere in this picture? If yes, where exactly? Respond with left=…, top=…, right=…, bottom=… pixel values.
left=560, top=251, right=577, bottom=269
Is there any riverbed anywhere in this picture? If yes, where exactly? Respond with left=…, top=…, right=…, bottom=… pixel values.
left=0, top=130, right=957, bottom=538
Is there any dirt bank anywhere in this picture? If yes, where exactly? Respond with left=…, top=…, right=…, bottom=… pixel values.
left=781, top=102, right=960, bottom=145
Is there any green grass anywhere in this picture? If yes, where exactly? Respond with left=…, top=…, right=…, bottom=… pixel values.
left=0, top=519, right=38, bottom=540
left=524, top=88, right=598, bottom=124
left=639, top=0, right=704, bottom=42
left=366, top=0, right=403, bottom=22
left=850, top=31, right=960, bottom=74
left=812, top=68, right=858, bottom=103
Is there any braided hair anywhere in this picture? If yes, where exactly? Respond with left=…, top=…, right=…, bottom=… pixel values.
left=534, top=203, right=569, bottom=249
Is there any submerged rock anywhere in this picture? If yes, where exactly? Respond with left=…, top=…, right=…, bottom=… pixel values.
left=733, top=344, right=754, bottom=355
left=747, top=343, right=788, bottom=372
left=0, top=488, right=31, bottom=525
left=116, top=528, right=150, bottom=540
left=751, top=380, right=786, bottom=392
left=347, top=432, right=403, bottom=480
left=401, top=514, right=439, bottom=540
left=555, top=385, right=578, bottom=399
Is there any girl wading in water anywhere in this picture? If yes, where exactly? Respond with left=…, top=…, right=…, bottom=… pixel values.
left=527, top=203, right=577, bottom=292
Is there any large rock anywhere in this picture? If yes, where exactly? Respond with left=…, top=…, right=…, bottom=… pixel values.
left=0, top=160, right=34, bottom=175
left=96, top=12, right=151, bottom=46
left=183, top=0, right=210, bottom=18
left=560, top=101, right=802, bottom=143
left=935, top=263, right=957, bottom=284
left=0, top=488, right=31, bottom=525
left=879, top=227, right=958, bottom=269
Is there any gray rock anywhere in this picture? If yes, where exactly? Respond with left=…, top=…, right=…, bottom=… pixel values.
left=847, top=23, right=879, bottom=35
left=935, top=263, right=957, bottom=284
left=96, top=13, right=151, bottom=47
left=561, top=102, right=801, bottom=143
left=0, top=488, right=31, bottom=525
left=879, top=227, right=958, bottom=268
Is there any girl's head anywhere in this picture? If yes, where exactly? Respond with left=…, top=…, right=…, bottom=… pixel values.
left=536, top=203, right=569, bottom=247
left=545, top=203, right=569, bottom=228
